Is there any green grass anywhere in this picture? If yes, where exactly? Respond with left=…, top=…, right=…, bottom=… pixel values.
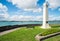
left=0, top=26, right=60, bottom=41
left=0, top=26, right=45, bottom=41
left=40, top=28, right=60, bottom=36
left=44, top=35, right=60, bottom=41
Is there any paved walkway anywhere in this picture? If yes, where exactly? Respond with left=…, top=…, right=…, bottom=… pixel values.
left=0, top=28, right=20, bottom=36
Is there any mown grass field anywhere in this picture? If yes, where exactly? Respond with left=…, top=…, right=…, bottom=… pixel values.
left=44, top=35, right=60, bottom=41
left=0, top=25, right=60, bottom=41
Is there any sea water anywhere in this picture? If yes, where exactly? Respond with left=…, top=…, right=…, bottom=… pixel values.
left=0, top=21, right=60, bottom=27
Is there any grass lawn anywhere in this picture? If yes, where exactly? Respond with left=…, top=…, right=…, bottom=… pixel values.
left=44, top=35, right=60, bottom=41
left=0, top=26, right=60, bottom=41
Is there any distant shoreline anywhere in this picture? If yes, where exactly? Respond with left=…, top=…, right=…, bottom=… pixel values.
left=0, top=20, right=60, bottom=22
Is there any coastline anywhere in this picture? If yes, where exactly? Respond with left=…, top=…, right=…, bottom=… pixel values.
left=0, top=24, right=60, bottom=32
left=0, top=24, right=42, bottom=32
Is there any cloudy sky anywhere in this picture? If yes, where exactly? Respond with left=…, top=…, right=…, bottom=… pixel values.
left=0, top=0, right=60, bottom=21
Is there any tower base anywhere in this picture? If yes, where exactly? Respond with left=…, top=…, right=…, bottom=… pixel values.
left=41, top=24, right=51, bottom=29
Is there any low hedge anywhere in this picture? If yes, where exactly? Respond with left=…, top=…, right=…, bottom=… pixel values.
left=40, top=28, right=60, bottom=36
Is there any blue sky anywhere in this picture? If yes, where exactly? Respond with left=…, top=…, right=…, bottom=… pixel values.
left=0, top=0, right=60, bottom=21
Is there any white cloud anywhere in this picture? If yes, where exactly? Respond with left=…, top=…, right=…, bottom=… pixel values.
left=9, top=14, right=60, bottom=21
left=24, top=8, right=42, bottom=13
left=7, top=0, right=43, bottom=13
left=7, top=0, right=60, bottom=10
left=0, top=3, right=9, bottom=21
left=7, top=0, right=38, bottom=9
left=0, top=3, right=8, bottom=12
left=5, top=14, right=59, bottom=21
left=8, top=15, right=42, bottom=21
left=49, top=15, right=60, bottom=21
left=9, top=15, right=28, bottom=21
left=36, top=16, right=42, bottom=21
left=47, top=0, right=60, bottom=9
left=53, top=16, right=60, bottom=20
left=0, top=14, right=9, bottom=19
left=49, top=15, right=55, bottom=21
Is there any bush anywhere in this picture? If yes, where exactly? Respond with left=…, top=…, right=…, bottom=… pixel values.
left=40, top=28, right=60, bottom=36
